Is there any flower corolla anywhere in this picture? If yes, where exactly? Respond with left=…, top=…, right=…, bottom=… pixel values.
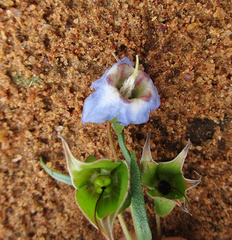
left=140, top=133, right=201, bottom=216
left=81, top=56, right=160, bottom=126
left=59, top=136, right=130, bottom=240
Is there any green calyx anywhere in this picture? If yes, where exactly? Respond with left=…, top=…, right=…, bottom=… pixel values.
left=108, top=117, right=124, bottom=134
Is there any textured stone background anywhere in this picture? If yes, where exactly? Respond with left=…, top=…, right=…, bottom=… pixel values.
left=0, top=0, right=231, bottom=239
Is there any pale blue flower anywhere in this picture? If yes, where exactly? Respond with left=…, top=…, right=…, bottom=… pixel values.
left=81, top=56, right=160, bottom=126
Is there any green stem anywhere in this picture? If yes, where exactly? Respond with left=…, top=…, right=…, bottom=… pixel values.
left=107, top=127, right=132, bottom=240
left=118, top=131, right=131, bottom=165
left=118, top=214, right=133, bottom=240
left=107, top=121, right=118, bottom=161
left=156, top=214, right=161, bottom=240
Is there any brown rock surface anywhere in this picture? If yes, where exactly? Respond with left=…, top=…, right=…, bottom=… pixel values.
left=0, top=0, right=231, bottom=239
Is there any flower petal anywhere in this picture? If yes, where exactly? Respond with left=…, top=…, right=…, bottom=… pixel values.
left=140, top=132, right=159, bottom=188
left=153, top=196, right=176, bottom=217
left=59, top=135, right=85, bottom=172
left=91, top=57, right=133, bottom=91
left=184, top=171, right=201, bottom=191
left=156, top=139, right=191, bottom=179
left=81, top=57, right=160, bottom=126
left=174, top=199, right=191, bottom=215
left=141, top=132, right=153, bottom=164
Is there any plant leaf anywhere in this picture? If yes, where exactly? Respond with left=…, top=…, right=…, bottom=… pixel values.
left=130, top=152, right=152, bottom=240
left=118, top=132, right=152, bottom=240
left=40, top=157, right=72, bottom=185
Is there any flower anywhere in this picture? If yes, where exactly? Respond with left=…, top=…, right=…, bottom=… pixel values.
left=81, top=56, right=160, bottom=126
left=140, top=133, right=201, bottom=216
left=59, top=136, right=130, bottom=240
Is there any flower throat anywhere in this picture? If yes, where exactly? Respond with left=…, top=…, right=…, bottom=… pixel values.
left=119, top=55, right=139, bottom=99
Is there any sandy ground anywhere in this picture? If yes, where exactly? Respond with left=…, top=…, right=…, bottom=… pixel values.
left=0, top=0, right=231, bottom=239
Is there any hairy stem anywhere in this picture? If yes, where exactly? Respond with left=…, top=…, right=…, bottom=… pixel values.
left=107, top=121, right=118, bottom=161
left=156, top=214, right=161, bottom=240
left=118, top=214, right=133, bottom=240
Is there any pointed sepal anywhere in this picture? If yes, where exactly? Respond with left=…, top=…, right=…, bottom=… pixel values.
left=108, top=117, right=125, bottom=134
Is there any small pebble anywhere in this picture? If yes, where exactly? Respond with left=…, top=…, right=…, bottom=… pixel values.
left=12, top=155, right=22, bottom=162
left=184, top=73, right=193, bottom=81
